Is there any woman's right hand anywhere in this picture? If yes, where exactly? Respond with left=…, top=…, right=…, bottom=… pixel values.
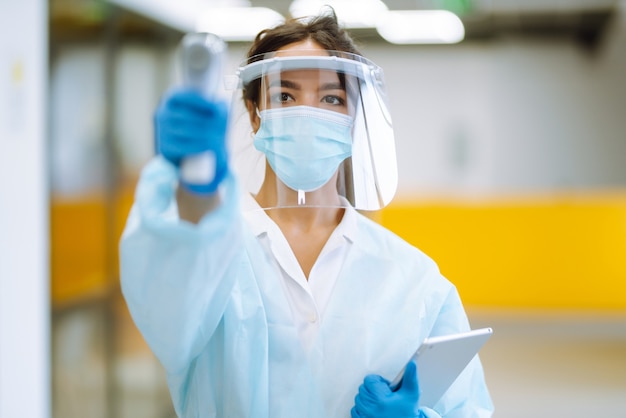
left=154, top=88, right=229, bottom=195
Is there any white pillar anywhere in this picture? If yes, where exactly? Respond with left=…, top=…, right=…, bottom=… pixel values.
left=0, top=0, right=50, bottom=417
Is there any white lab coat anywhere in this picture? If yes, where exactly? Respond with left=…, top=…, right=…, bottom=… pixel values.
left=120, top=157, right=494, bottom=418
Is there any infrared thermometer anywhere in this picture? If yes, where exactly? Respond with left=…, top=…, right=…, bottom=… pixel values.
left=179, top=32, right=227, bottom=186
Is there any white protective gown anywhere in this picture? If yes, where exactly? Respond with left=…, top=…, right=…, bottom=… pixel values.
left=120, top=157, right=494, bottom=418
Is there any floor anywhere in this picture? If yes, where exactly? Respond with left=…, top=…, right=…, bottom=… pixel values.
left=51, top=305, right=626, bottom=417
left=469, top=309, right=626, bottom=418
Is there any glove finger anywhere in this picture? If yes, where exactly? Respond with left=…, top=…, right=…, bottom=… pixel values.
left=354, top=392, right=381, bottom=416
left=398, top=359, right=421, bottom=397
left=157, top=108, right=227, bottom=132
left=163, top=89, right=208, bottom=110
left=363, top=374, right=392, bottom=398
left=157, top=115, right=226, bottom=152
left=165, top=90, right=228, bottom=119
left=158, top=123, right=220, bottom=146
left=350, top=406, right=364, bottom=418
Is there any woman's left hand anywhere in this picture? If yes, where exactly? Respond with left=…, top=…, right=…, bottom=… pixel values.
left=351, top=360, right=422, bottom=418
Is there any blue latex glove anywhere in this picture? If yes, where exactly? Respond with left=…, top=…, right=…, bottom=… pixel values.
left=351, top=360, right=422, bottom=418
left=154, top=88, right=229, bottom=194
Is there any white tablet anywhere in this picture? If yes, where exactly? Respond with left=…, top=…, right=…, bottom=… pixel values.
left=390, top=327, right=493, bottom=408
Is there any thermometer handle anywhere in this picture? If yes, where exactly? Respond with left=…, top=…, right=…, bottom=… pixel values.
left=179, top=32, right=227, bottom=186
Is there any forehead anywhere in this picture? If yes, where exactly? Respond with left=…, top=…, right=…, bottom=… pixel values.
left=274, top=39, right=328, bottom=57
left=267, top=68, right=342, bottom=86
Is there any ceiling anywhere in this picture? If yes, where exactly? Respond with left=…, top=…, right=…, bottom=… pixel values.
left=50, top=0, right=621, bottom=49
left=250, top=0, right=617, bottom=14
left=248, top=0, right=619, bottom=46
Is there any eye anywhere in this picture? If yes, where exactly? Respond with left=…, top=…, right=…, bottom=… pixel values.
left=321, top=95, right=346, bottom=106
left=269, top=91, right=294, bottom=104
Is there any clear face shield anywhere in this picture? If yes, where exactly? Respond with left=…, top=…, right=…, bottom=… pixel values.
left=229, top=49, right=397, bottom=212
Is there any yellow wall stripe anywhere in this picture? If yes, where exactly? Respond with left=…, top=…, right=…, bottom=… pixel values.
left=380, top=193, right=626, bottom=310
left=51, top=191, right=626, bottom=310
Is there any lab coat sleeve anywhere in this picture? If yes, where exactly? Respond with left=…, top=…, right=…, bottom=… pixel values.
left=424, top=286, right=495, bottom=418
left=119, top=156, right=244, bottom=375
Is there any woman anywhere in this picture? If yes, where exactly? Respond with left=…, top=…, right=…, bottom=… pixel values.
left=120, top=10, right=493, bottom=418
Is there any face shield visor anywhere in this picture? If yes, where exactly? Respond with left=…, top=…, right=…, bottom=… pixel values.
left=229, top=49, right=397, bottom=211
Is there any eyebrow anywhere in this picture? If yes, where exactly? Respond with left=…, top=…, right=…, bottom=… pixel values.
left=319, top=82, right=345, bottom=91
left=268, top=79, right=345, bottom=91
left=269, top=79, right=300, bottom=89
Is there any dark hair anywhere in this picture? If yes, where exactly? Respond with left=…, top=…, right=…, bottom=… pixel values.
left=242, top=10, right=361, bottom=107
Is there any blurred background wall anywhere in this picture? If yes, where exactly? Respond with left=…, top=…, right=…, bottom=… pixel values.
left=0, top=0, right=49, bottom=417
left=2, top=0, right=625, bottom=417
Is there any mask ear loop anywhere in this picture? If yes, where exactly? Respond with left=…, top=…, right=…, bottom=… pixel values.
left=252, top=107, right=262, bottom=137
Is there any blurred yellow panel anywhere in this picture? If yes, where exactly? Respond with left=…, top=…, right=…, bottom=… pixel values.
left=380, top=193, right=626, bottom=310
left=50, top=197, right=109, bottom=306
left=52, top=189, right=626, bottom=310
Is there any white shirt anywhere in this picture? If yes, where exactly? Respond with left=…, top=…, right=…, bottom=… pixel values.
left=242, top=193, right=357, bottom=351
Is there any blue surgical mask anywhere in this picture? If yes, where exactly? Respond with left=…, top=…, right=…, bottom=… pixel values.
left=253, top=106, right=353, bottom=192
